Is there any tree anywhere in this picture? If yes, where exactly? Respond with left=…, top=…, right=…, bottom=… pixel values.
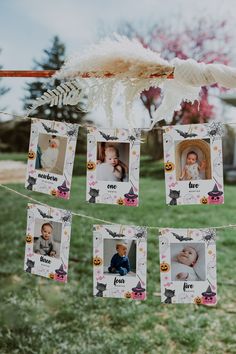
left=0, top=49, right=10, bottom=111
left=120, top=19, right=232, bottom=159
left=8, top=36, right=87, bottom=153
left=23, top=35, right=85, bottom=123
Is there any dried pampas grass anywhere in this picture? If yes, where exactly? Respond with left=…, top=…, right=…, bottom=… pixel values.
left=27, top=35, right=174, bottom=127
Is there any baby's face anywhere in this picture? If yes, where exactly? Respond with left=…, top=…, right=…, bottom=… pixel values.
left=186, top=153, right=197, bottom=165
left=177, top=246, right=197, bottom=266
left=50, top=139, right=59, bottom=149
left=41, top=225, right=52, bottom=240
left=105, top=150, right=118, bottom=166
left=117, top=245, right=127, bottom=257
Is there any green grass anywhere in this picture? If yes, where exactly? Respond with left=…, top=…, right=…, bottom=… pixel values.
left=1, top=177, right=236, bottom=354
left=0, top=152, right=164, bottom=178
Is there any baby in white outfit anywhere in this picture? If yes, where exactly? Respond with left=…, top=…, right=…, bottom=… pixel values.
left=172, top=246, right=199, bottom=281
left=180, top=151, right=206, bottom=181
left=97, top=146, right=128, bottom=182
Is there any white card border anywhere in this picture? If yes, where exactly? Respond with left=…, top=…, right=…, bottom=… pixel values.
left=93, top=224, right=147, bottom=299
left=159, top=228, right=217, bottom=305
left=25, top=118, right=79, bottom=199
left=163, top=123, right=224, bottom=205
left=24, top=203, right=72, bottom=282
left=86, top=128, right=141, bottom=206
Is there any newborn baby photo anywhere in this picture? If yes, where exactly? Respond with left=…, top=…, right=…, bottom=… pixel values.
left=36, top=133, right=68, bottom=175
left=170, top=242, right=206, bottom=281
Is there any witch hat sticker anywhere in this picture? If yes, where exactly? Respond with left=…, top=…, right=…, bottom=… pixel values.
left=124, top=187, right=138, bottom=206
left=207, top=184, right=224, bottom=205
left=131, top=281, right=146, bottom=300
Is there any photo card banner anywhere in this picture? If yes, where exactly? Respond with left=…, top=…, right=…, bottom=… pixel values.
left=24, top=203, right=72, bottom=282
left=163, top=122, right=224, bottom=206
left=93, top=224, right=147, bottom=299
left=25, top=118, right=79, bottom=199
left=86, top=128, right=141, bottom=206
left=159, top=228, right=217, bottom=305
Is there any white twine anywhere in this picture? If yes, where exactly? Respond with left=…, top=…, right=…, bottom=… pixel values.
left=2, top=110, right=236, bottom=130
left=1, top=183, right=236, bottom=231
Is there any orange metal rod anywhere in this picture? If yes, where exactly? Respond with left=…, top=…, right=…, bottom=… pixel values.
left=0, top=70, right=174, bottom=79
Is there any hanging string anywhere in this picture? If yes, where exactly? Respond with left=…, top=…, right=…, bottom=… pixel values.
left=1, top=110, right=236, bottom=131
left=0, top=110, right=155, bottom=133
left=1, top=183, right=236, bottom=230
left=0, top=183, right=115, bottom=225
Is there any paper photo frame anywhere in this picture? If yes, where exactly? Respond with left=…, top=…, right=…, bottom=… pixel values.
left=86, top=128, right=141, bottom=206
left=159, top=228, right=217, bottom=305
left=93, top=224, right=147, bottom=299
left=24, top=203, right=72, bottom=282
left=25, top=118, right=79, bottom=199
left=163, top=123, right=224, bottom=205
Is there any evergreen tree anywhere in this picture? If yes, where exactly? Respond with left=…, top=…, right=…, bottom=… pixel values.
left=0, top=49, right=10, bottom=111
left=23, top=35, right=85, bottom=123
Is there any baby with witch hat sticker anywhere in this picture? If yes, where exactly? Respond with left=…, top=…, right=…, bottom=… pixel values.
left=201, top=285, right=217, bottom=305
left=131, top=281, right=146, bottom=300
left=124, top=187, right=138, bottom=207
left=57, top=181, right=70, bottom=199
left=207, top=184, right=224, bottom=205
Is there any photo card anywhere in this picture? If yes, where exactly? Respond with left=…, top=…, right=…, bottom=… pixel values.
left=159, top=228, right=217, bottom=305
left=24, top=203, right=72, bottom=282
left=93, top=224, right=147, bottom=299
left=163, top=122, right=224, bottom=205
left=25, top=118, right=79, bottom=199
left=86, top=128, right=141, bottom=206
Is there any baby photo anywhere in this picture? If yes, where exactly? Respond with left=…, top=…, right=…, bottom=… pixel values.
left=159, top=228, right=217, bottom=305
left=103, top=239, right=136, bottom=276
left=25, top=119, right=79, bottom=199
left=163, top=123, right=224, bottom=206
left=176, top=139, right=211, bottom=181
left=170, top=243, right=206, bottom=281
left=93, top=224, right=147, bottom=299
left=24, top=203, right=72, bottom=282
left=87, top=128, right=141, bottom=206
left=36, top=133, right=67, bottom=175
left=33, top=219, right=62, bottom=258
left=96, top=142, right=130, bottom=182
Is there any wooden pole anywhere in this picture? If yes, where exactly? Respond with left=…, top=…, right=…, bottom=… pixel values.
left=0, top=70, right=174, bottom=79
left=0, top=70, right=56, bottom=77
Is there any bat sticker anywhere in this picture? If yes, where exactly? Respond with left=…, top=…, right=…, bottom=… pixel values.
left=37, top=208, right=53, bottom=219
left=99, top=131, right=119, bottom=141
left=41, top=122, right=58, bottom=134
left=105, top=228, right=125, bottom=238
left=172, top=232, right=193, bottom=241
left=175, top=129, right=197, bottom=138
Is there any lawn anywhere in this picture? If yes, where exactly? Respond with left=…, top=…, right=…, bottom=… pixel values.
left=0, top=177, right=236, bottom=354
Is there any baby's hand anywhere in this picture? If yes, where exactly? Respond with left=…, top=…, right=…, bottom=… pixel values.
left=50, top=251, right=56, bottom=257
left=200, top=160, right=206, bottom=169
left=96, top=160, right=102, bottom=165
left=176, top=272, right=189, bottom=280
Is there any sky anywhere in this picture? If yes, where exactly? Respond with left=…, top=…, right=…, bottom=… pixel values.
left=0, top=0, right=236, bottom=120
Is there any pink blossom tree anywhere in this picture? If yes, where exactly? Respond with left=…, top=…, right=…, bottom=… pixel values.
left=121, top=19, right=233, bottom=158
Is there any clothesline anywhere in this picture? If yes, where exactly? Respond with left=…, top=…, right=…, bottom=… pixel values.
left=1, top=183, right=236, bottom=230
left=1, top=110, right=236, bottom=131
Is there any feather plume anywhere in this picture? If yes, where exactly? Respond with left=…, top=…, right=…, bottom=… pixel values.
left=27, top=35, right=175, bottom=126
left=54, top=34, right=173, bottom=80
left=27, top=35, right=236, bottom=128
